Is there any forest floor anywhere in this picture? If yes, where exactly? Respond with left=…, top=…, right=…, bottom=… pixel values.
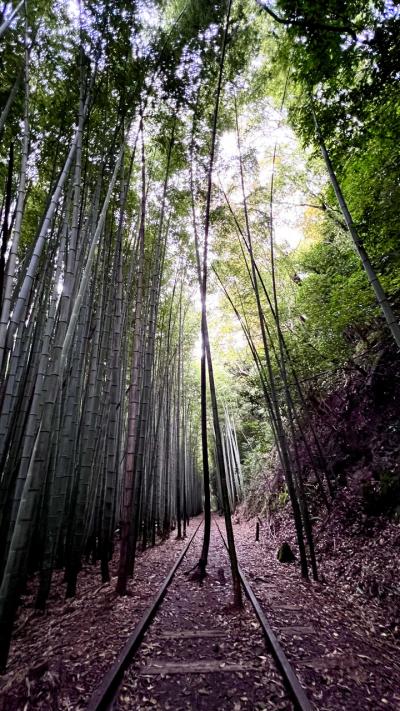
left=0, top=514, right=399, bottom=710
left=0, top=526, right=199, bottom=711
left=233, top=512, right=400, bottom=711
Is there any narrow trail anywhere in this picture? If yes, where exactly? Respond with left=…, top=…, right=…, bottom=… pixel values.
left=114, top=518, right=294, bottom=711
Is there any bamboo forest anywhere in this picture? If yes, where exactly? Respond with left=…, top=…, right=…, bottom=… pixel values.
left=0, top=0, right=399, bottom=709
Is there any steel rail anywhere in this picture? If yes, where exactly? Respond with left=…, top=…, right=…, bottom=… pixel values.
left=215, top=519, right=313, bottom=711
left=86, top=518, right=203, bottom=711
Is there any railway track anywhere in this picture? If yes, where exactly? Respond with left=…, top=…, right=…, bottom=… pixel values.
left=215, top=521, right=311, bottom=711
left=87, top=518, right=312, bottom=711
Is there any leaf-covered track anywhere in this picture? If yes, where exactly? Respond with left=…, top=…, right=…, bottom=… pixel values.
left=86, top=519, right=203, bottom=711
left=87, top=519, right=314, bottom=711
left=215, top=521, right=312, bottom=711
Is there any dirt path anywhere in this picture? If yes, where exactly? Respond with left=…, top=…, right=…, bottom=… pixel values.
left=115, top=518, right=293, bottom=711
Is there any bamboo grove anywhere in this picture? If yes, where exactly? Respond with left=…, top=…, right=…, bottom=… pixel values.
left=0, top=0, right=252, bottom=669
left=1, top=0, right=399, bottom=671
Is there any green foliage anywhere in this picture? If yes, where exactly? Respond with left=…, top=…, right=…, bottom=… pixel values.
left=266, top=2, right=400, bottom=299
left=290, top=222, right=378, bottom=364
left=1, top=0, right=399, bottom=522
left=195, top=2, right=400, bottom=518
left=277, top=487, right=289, bottom=508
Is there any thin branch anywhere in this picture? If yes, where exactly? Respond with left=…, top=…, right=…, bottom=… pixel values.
left=255, top=0, right=357, bottom=40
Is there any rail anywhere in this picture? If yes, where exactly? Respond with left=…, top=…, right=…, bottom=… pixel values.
left=215, top=519, right=313, bottom=711
left=86, top=518, right=203, bottom=711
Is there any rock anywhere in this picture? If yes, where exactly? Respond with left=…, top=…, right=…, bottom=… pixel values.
left=277, top=542, right=296, bottom=563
